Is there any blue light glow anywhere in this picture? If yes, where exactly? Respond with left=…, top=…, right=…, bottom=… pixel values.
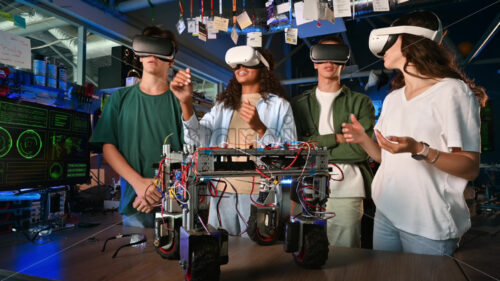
left=0, top=191, right=40, bottom=201
left=281, top=179, right=293, bottom=185
left=15, top=240, right=61, bottom=280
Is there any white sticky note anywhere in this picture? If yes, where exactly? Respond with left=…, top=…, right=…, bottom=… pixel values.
left=303, top=0, right=320, bottom=20
left=237, top=11, right=252, bottom=30
left=333, top=0, right=352, bottom=18
left=397, top=0, right=409, bottom=3
left=0, top=30, right=31, bottom=69
left=208, top=32, right=217, bottom=40
left=207, top=20, right=218, bottom=34
left=247, top=32, right=262, bottom=47
left=285, top=28, right=298, bottom=45
left=176, top=18, right=186, bottom=34
left=213, top=16, right=229, bottom=32
left=373, top=0, right=390, bottom=12
left=231, top=25, right=239, bottom=44
left=277, top=2, right=290, bottom=15
left=294, top=1, right=313, bottom=25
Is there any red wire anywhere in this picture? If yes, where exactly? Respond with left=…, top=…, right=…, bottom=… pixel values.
left=215, top=180, right=227, bottom=227
left=198, top=215, right=211, bottom=234
left=329, top=163, right=344, bottom=181
left=255, top=168, right=270, bottom=179
left=208, top=181, right=218, bottom=197
left=284, top=147, right=303, bottom=170
left=300, top=185, right=326, bottom=211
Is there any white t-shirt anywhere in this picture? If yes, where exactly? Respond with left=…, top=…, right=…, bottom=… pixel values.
left=316, top=88, right=365, bottom=198
left=373, top=78, right=480, bottom=240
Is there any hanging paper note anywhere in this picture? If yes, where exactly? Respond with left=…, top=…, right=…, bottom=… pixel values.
left=208, top=32, right=217, bottom=40
left=231, top=24, right=239, bottom=45
left=318, top=1, right=334, bottom=23
left=0, top=30, right=31, bottom=69
left=277, top=2, right=290, bottom=15
left=294, top=1, right=313, bottom=25
left=247, top=32, right=262, bottom=47
left=198, top=21, right=207, bottom=41
left=333, top=0, right=352, bottom=18
left=187, top=18, right=196, bottom=33
left=397, top=0, right=409, bottom=3
left=237, top=11, right=252, bottom=30
left=265, top=0, right=276, bottom=25
left=373, top=0, right=390, bottom=12
left=207, top=20, right=218, bottom=34
left=213, top=16, right=229, bottom=32
left=285, top=28, right=298, bottom=45
left=176, top=18, right=186, bottom=34
left=303, top=0, right=319, bottom=20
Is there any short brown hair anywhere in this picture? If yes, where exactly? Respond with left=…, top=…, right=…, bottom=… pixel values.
left=142, top=26, right=178, bottom=55
left=318, top=34, right=345, bottom=45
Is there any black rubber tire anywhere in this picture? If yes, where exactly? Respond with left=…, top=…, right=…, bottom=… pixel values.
left=155, top=229, right=179, bottom=260
left=247, top=215, right=279, bottom=246
left=293, top=225, right=329, bottom=269
left=186, top=236, right=220, bottom=281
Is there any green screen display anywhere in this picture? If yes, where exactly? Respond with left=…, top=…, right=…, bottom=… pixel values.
left=0, top=97, right=90, bottom=189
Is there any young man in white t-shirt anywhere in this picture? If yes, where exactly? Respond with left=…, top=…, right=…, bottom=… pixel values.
left=291, top=35, right=376, bottom=248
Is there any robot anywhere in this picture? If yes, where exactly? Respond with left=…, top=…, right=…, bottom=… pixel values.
left=153, top=143, right=331, bottom=281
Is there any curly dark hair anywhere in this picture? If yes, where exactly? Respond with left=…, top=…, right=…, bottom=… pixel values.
left=390, top=11, right=487, bottom=107
left=216, top=48, right=288, bottom=110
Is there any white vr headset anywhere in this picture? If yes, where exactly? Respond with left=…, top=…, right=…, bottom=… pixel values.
left=225, top=46, right=270, bottom=70
left=368, top=16, right=443, bottom=58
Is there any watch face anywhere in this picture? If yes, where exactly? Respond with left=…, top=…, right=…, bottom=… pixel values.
left=411, top=154, right=426, bottom=160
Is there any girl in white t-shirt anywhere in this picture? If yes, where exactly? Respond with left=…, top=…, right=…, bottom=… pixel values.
left=341, top=11, right=488, bottom=256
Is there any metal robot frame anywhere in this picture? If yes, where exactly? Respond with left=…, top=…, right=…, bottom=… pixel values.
left=153, top=143, right=331, bottom=281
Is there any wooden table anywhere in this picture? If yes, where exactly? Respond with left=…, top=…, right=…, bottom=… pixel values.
left=0, top=213, right=467, bottom=281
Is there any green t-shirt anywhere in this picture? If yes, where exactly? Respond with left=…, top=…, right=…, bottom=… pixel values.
left=89, top=84, right=183, bottom=215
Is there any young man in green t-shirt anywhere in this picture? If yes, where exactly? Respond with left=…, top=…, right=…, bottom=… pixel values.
left=90, top=26, right=184, bottom=228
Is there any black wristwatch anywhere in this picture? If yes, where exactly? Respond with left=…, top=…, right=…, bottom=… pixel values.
left=411, top=142, right=430, bottom=160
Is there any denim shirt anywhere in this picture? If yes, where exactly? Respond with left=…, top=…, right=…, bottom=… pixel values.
left=183, top=94, right=297, bottom=147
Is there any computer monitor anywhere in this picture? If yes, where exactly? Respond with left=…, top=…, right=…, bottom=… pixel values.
left=0, top=97, right=90, bottom=190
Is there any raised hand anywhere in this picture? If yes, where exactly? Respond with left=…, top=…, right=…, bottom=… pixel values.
left=342, top=114, right=369, bottom=144
left=240, top=99, right=267, bottom=137
left=170, top=68, right=193, bottom=105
